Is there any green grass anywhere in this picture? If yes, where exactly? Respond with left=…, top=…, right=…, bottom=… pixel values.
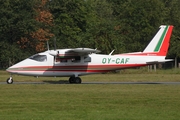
left=0, top=68, right=180, bottom=119
left=0, top=84, right=180, bottom=120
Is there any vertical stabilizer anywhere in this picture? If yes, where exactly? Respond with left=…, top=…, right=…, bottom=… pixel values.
left=143, top=25, right=173, bottom=56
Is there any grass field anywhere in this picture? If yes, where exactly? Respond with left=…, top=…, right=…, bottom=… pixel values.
left=0, top=68, right=180, bottom=120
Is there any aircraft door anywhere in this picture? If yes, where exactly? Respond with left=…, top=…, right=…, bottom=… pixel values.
left=47, top=55, right=54, bottom=66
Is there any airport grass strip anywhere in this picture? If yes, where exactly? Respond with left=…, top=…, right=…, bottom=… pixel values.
left=0, top=84, right=180, bottom=120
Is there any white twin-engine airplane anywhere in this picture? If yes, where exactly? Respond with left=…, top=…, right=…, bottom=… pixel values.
left=6, top=25, right=174, bottom=84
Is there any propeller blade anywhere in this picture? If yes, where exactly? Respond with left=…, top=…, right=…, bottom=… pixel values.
left=47, top=40, right=49, bottom=50
left=54, top=37, right=56, bottom=50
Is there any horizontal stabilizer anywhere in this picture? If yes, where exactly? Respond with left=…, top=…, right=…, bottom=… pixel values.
left=146, top=59, right=174, bottom=64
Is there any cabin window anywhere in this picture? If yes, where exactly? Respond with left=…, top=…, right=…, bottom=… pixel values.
left=84, top=56, right=91, bottom=62
left=55, top=57, right=67, bottom=63
left=29, top=54, right=47, bottom=62
left=72, top=56, right=81, bottom=62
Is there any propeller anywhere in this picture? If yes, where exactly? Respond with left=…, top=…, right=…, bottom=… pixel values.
left=54, top=37, right=57, bottom=51
left=47, top=40, right=50, bottom=51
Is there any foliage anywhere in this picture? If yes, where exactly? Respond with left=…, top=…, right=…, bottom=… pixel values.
left=17, top=0, right=54, bottom=52
left=0, top=0, right=180, bottom=68
left=0, top=0, right=38, bottom=68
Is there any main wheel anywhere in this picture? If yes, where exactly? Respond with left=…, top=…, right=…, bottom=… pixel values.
left=7, top=77, right=13, bottom=84
left=69, top=76, right=75, bottom=83
left=74, top=77, right=82, bottom=84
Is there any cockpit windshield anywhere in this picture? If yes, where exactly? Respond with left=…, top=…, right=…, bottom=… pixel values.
left=29, top=54, right=47, bottom=62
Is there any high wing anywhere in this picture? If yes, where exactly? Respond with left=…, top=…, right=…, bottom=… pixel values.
left=49, top=48, right=101, bottom=58
left=68, top=48, right=100, bottom=54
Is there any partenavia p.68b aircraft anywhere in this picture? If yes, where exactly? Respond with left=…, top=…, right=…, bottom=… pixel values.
left=6, top=25, right=173, bottom=84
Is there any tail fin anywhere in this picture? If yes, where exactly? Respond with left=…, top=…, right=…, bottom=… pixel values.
left=143, top=25, right=174, bottom=56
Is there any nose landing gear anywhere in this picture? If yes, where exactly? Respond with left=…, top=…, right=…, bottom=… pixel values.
left=7, top=76, right=13, bottom=84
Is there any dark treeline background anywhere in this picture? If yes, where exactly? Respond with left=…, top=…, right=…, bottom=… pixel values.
left=0, top=0, right=180, bottom=68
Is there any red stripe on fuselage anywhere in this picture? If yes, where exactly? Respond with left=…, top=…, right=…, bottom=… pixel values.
left=115, top=52, right=159, bottom=56
left=7, top=64, right=147, bottom=73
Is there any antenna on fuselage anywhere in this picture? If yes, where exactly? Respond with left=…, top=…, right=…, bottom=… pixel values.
left=109, top=49, right=115, bottom=55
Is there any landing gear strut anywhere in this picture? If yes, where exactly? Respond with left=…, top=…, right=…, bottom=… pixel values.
left=69, top=76, right=82, bottom=84
left=7, top=76, right=13, bottom=84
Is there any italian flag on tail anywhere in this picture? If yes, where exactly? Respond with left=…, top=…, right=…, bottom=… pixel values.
left=143, top=25, right=174, bottom=56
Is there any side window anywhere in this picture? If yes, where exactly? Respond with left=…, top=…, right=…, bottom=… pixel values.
left=72, top=56, right=81, bottom=62
left=55, top=57, right=67, bottom=63
left=84, top=56, right=91, bottom=62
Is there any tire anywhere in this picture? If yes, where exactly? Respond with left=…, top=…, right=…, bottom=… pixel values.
left=69, top=76, right=75, bottom=83
left=7, top=78, right=13, bottom=84
left=74, top=77, right=82, bottom=84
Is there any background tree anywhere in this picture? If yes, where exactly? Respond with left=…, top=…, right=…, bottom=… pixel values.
left=18, top=0, right=54, bottom=52
left=0, top=0, right=37, bottom=68
left=0, top=0, right=180, bottom=69
left=162, top=0, right=180, bottom=67
left=82, top=0, right=122, bottom=54
left=49, top=0, right=88, bottom=49
left=109, top=0, right=167, bottom=53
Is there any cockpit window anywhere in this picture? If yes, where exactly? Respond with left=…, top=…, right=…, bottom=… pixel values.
left=29, top=54, right=47, bottom=62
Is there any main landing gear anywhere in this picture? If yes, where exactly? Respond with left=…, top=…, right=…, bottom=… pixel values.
left=7, top=76, right=13, bottom=84
left=69, top=76, right=82, bottom=84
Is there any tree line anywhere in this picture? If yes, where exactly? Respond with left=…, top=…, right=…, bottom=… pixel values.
left=0, top=0, right=180, bottom=68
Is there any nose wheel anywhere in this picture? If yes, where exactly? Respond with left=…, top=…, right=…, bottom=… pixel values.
left=7, top=77, right=13, bottom=84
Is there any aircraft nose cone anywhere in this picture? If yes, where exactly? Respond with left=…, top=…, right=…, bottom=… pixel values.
left=6, top=65, right=15, bottom=73
left=6, top=63, right=20, bottom=74
left=6, top=67, right=10, bottom=72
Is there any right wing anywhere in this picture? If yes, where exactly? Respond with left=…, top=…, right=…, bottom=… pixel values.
left=49, top=48, right=100, bottom=58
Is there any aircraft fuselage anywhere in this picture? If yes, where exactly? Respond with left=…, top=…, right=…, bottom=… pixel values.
left=6, top=52, right=164, bottom=77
